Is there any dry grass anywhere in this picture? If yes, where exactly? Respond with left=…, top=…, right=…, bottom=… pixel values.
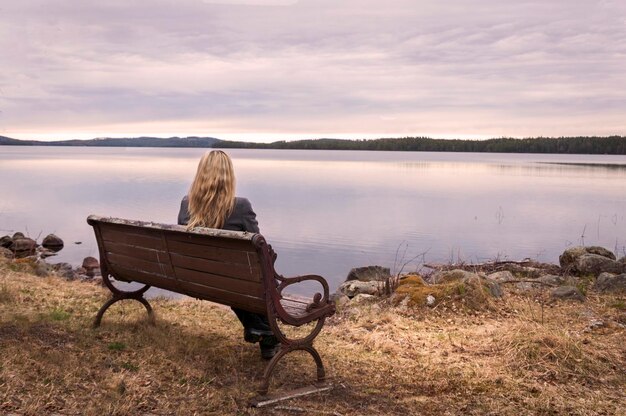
left=1, top=257, right=625, bottom=415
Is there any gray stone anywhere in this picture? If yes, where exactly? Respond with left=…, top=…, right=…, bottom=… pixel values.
left=37, top=247, right=58, bottom=259
left=346, top=265, right=390, bottom=282
left=34, top=261, right=49, bottom=277
left=574, top=254, right=622, bottom=276
left=550, top=286, right=585, bottom=302
left=333, top=294, right=351, bottom=309
left=586, top=246, right=616, bottom=260
left=594, top=273, right=626, bottom=293
left=486, top=270, right=515, bottom=283
left=516, top=282, right=535, bottom=291
left=82, top=256, right=100, bottom=277
left=430, top=269, right=479, bottom=284
left=338, top=280, right=381, bottom=298
left=51, top=262, right=75, bottom=279
left=0, top=235, right=12, bottom=248
left=560, top=246, right=617, bottom=273
left=487, top=281, right=504, bottom=298
left=426, top=294, right=436, bottom=306
left=42, top=234, right=64, bottom=251
left=12, top=232, right=25, bottom=240
left=538, top=274, right=565, bottom=286
left=350, top=293, right=376, bottom=303
left=0, top=246, right=14, bottom=259
left=10, top=237, right=38, bottom=258
left=588, top=319, right=605, bottom=330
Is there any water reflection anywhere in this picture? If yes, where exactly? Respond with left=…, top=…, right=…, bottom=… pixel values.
left=1, top=147, right=626, bottom=294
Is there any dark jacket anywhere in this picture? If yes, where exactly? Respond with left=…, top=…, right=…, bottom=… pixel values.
left=177, top=196, right=260, bottom=233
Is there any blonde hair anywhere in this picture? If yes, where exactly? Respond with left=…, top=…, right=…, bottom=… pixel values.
left=186, top=150, right=236, bottom=229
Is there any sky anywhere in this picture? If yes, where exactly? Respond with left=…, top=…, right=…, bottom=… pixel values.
left=1, top=0, right=625, bottom=142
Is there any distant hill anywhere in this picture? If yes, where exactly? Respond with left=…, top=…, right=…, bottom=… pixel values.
left=0, top=136, right=219, bottom=148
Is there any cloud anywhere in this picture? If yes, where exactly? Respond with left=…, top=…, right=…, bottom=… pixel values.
left=1, top=0, right=625, bottom=140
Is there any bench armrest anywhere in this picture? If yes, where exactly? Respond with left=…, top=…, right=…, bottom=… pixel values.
left=276, top=274, right=331, bottom=310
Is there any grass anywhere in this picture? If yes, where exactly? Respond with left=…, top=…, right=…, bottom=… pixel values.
left=1, top=257, right=625, bottom=415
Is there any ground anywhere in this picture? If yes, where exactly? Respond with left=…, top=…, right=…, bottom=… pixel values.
left=1, top=258, right=625, bottom=415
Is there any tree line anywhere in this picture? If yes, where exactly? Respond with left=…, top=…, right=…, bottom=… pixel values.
left=214, top=136, right=626, bottom=154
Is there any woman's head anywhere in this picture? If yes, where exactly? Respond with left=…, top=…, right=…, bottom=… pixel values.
left=187, top=150, right=236, bottom=229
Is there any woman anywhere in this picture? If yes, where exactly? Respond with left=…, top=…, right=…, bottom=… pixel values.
left=178, top=150, right=279, bottom=359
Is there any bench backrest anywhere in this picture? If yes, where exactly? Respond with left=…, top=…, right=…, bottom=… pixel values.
left=87, top=215, right=271, bottom=314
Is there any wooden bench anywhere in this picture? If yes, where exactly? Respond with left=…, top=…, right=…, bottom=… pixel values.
left=87, top=215, right=336, bottom=400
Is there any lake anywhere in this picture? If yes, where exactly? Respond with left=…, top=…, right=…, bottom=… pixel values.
left=1, top=147, right=625, bottom=295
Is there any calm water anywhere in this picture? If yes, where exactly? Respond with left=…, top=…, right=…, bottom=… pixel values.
left=1, top=147, right=626, bottom=294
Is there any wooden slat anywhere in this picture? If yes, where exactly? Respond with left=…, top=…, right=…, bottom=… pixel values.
left=108, top=264, right=179, bottom=292
left=178, top=281, right=266, bottom=314
left=166, top=231, right=254, bottom=251
left=107, top=252, right=174, bottom=278
left=100, top=226, right=165, bottom=250
left=167, top=239, right=256, bottom=264
left=171, top=253, right=260, bottom=281
left=103, top=241, right=168, bottom=263
left=174, top=267, right=263, bottom=297
left=280, top=297, right=310, bottom=318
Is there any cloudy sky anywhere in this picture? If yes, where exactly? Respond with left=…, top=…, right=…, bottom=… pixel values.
left=1, top=0, right=625, bottom=142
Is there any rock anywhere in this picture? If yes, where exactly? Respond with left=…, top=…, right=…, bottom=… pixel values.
left=538, top=274, right=565, bottom=286
left=42, top=234, right=64, bottom=251
left=430, top=269, right=479, bottom=284
left=516, top=282, right=535, bottom=291
left=333, top=294, right=351, bottom=309
left=346, top=265, right=390, bottom=282
left=487, top=281, right=504, bottom=298
left=559, top=246, right=617, bottom=272
left=486, top=271, right=515, bottom=283
left=550, top=286, right=585, bottom=302
left=0, top=246, right=14, bottom=259
left=574, top=254, right=622, bottom=276
left=51, top=262, right=75, bottom=279
left=0, top=235, right=12, bottom=248
left=82, top=256, right=99, bottom=270
left=10, top=237, right=38, bottom=258
left=82, top=256, right=100, bottom=277
left=588, top=319, right=605, bottom=330
left=34, top=261, right=49, bottom=277
left=586, top=246, right=616, bottom=260
left=426, top=294, right=436, bottom=306
left=37, top=247, right=58, bottom=259
left=12, top=232, right=25, bottom=240
left=350, top=293, right=376, bottom=303
left=338, top=280, right=381, bottom=298
left=594, top=273, right=626, bottom=293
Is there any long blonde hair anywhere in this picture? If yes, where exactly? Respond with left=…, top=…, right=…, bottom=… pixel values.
left=186, top=150, right=236, bottom=229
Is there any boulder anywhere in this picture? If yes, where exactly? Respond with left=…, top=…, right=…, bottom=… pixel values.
left=51, top=263, right=75, bottom=279
left=42, top=234, right=64, bottom=251
left=550, top=286, right=585, bottom=302
left=0, top=246, right=14, bottom=259
left=574, top=254, right=622, bottom=275
left=559, top=246, right=617, bottom=273
left=538, top=274, right=565, bottom=286
left=10, top=237, right=38, bottom=258
left=338, top=280, right=381, bottom=298
left=12, top=232, right=25, bottom=240
left=346, top=265, right=390, bottom=282
left=486, top=270, right=515, bottom=283
left=430, top=269, right=478, bottom=284
left=0, top=235, right=12, bottom=248
left=486, top=281, right=504, bottom=298
left=594, top=273, right=626, bottom=293
left=37, top=247, right=58, bottom=259
left=350, top=293, right=376, bottom=304
left=82, top=256, right=100, bottom=277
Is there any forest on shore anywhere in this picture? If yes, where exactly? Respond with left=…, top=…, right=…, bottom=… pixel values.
left=215, top=135, right=626, bottom=154
left=2, top=135, right=626, bottom=154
